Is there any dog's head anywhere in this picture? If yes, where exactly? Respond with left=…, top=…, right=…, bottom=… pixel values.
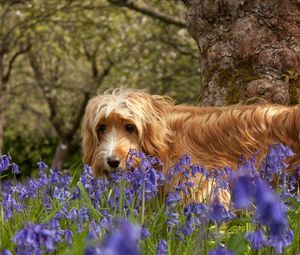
left=82, top=88, right=173, bottom=176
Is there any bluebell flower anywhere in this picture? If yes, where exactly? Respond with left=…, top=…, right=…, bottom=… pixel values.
left=88, top=220, right=102, bottom=240
left=156, top=240, right=168, bottom=255
left=181, top=221, right=194, bottom=236
left=253, top=180, right=294, bottom=253
left=78, top=207, right=90, bottom=221
left=54, top=186, right=71, bottom=201
left=166, top=211, right=180, bottom=228
left=166, top=191, right=182, bottom=208
left=0, top=250, right=13, bottom=255
left=100, top=214, right=114, bottom=231
left=210, top=200, right=235, bottom=225
left=192, top=203, right=210, bottom=216
left=13, top=223, right=58, bottom=254
left=85, top=219, right=141, bottom=255
left=261, top=144, right=295, bottom=177
left=191, top=165, right=207, bottom=178
left=166, top=167, right=174, bottom=184
left=266, top=229, right=294, bottom=254
left=37, top=161, right=48, bottom=171
left=141, top=226, right=150, bottom=240
left=246, top=229, right=265, bottom=250
left=232, top=175, right=253, bottom=208
left=66, top=208, right=78, bottom=219
left=12, top=163, right=20, bottom=174
left=84, top=246, right=102, bottom=255
left=2, top=191, right=23, bottom=221
left=64, top=229, right=73, bottom=245
left=254, top=181, right=288, bottom=234
left=0, top=155, right=11, bottom=172
left=49, top=218, right=61, bottom=229
left=208, top=245, right=234, bottom=255
left=175, top=182, right=193, bottom=195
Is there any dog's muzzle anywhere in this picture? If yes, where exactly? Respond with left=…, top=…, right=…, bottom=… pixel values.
left=106, top=155, right=121, bottom=169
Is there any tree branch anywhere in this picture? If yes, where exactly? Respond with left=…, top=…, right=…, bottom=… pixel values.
left=160, top=37, right=198, bottom=60
left=67, top=91, right=90, bottom=139
left=180, top=0, right=189, bottom=7
left=3, top=43, right=31, bottom=83
left=107, top=0, right=186, bottom=28
left=28, top=52, right=64, bottom=136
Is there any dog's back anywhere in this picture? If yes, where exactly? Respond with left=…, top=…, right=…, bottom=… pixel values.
left=167, top=103, right=300, bottom=175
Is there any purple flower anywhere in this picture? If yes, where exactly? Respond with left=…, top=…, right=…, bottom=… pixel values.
left=141, top=226, right=150, bottom=240
left=0, top=250, right=13, bottom=255
left=1, top=191, right=23, bottom=221
left=181, top=222, right=194, bottom=236
left=88, top=220, right=102, bottom=240
left=254, top=181, right=287, bottom=234
left=13, top=223, right=58, bottom=254
left=246, top=229, right=265, bottom=250
left=156, top=240, right=168, bottom=255
left=64, top=229, right=73, bottom=245
left=166, top=191, right=182, bottom=207
left=166, top=211, right=180, bottom=228
left=37, top=161, right=48, bottom=171
left=0, top=155, right=11, bottom=172
left=78, top=207, right=90, bottom=221
left=261, top=144, right=295, bottom=177
left=12, top=163, right=20, bottom=174
left=191, top=165, right=207, bottom=178
left=252, top=180, right=294, bottom=253
left=208, top=245, right=234, bottom=255
left=85, top=219, right=141, bottom=255
left=266, top=229, right=294, bottom=254
left=232, top=175, right=253, bottom=208
left=54, top=187, right=71, bottom=201
left=210, top=200, right=235, bottom=225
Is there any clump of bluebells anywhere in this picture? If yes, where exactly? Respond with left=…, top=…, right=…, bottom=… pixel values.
left=0, top=145, right=299, bottom=255
left=85, top=219, right=143, bottom=255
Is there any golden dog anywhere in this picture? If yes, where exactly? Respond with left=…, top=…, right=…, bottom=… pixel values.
left=82, top=88, right=300, bottom=202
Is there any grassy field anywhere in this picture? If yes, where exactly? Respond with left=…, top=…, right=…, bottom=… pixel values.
left=0, top=145, right=299, bottom=255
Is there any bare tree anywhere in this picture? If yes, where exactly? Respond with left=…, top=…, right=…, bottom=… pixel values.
left=182, top=0, right=300, bottom=106
left=0, top=0, right=76, bottom=154
left=0, top=2, right=32, bottom=153
left=28, top=48, right=113, bottom=169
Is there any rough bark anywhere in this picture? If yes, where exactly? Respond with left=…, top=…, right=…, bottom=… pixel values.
left=0, top=100, right=4, bottom=155
left=183, top=0, right=300, bottom=106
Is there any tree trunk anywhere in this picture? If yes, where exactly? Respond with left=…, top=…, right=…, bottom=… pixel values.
left=52, top=139, right=70, bottom=170
left=0, top=103, right=4, bottom=155
left=183, top=0, right=300, bottom=106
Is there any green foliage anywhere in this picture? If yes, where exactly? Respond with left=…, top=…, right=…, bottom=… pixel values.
left=1, top=168, right=299, bottom=254
left=1, top=0, right=200, bottom=169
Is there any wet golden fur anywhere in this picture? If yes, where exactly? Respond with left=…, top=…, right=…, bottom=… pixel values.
left=82, top=88, right=300, bottom=201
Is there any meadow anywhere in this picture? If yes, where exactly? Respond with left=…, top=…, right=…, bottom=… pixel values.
left=0, top=144, right=299, bottom=255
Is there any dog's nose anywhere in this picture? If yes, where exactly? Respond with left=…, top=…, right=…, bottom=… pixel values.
left=107, top=156, right=121, bottom=168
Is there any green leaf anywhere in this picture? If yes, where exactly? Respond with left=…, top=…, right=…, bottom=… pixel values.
left=227, top=232, right=249, bottom=255
left=77, top=181, right=102, bottom=220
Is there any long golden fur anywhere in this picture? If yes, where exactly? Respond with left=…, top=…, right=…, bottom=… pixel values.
left=82, top=88, right=300, bottom=201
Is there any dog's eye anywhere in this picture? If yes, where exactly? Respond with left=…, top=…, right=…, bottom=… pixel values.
left=125, top=124, right=136, bottom=134
left=97, top=124, right=107, bottom=134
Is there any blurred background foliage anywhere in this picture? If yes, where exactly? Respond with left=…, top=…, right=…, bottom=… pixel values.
left=0, top=0, right=200, bottom=175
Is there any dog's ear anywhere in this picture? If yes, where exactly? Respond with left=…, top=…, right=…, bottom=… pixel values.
left=140, top=95, right=173, bottom=158
left=82, top=98, right=98, bottom=166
